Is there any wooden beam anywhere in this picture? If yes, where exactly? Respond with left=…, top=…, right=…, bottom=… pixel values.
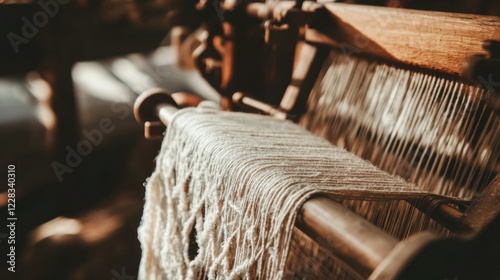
left=305, top=3, right=500, bottom=75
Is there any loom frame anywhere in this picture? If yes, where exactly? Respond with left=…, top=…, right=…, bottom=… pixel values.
left=134, top=1, right=500, bottom=278
left=134, top=88, right=500, bottom=279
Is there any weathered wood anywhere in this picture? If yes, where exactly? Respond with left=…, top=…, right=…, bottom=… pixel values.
left=305, top=3, right=500, bottom=75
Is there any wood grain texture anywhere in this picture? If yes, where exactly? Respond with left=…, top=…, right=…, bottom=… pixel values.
left=305, top=3, right=500, bottom=75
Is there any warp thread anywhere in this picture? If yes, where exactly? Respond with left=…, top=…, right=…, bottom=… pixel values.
left=298, top=50, right=499, bottom=277
left=137, top=108, right=461, bottom=280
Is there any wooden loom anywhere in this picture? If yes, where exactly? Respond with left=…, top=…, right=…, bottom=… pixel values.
left=134, top=1, right=500, bottom=279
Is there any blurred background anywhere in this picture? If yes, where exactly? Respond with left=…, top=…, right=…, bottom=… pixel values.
left=0, top=0, right=499, bottom=279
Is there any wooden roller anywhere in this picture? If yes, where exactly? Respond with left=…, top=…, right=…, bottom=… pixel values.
left=134, top=89, right=500, bottom=279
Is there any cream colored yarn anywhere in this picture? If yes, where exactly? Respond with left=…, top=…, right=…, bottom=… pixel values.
left=137, top=108, right=437, bottom=280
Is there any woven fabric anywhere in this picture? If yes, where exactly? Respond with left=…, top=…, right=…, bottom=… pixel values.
left=137, top=108, right=432, bottom=279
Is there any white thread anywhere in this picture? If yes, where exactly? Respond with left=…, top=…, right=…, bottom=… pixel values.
left=138, top=108, right=438, bottom=280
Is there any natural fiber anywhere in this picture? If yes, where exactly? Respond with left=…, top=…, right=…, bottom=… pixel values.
left=137, top=108, right=450, bottom=280
left=303, top=51, right=499, bottom=199
left=297, top=50, right=498, bottom=278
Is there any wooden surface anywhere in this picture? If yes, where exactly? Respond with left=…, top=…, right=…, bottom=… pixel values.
left=305, top=3, right=500, bottom=75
